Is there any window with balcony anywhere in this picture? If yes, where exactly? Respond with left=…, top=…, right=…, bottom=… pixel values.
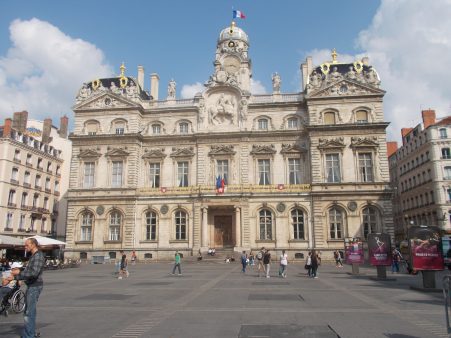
left=43, top=197, right=49, bottom=210
left=6, top=212, right=13, bottom=230
left=21, top=193, right=28, bottom=208
left=32, top=194, right=39, bottom=208
left=8, top=190, right=16, bottom=206
left=358, top=153, right=373, bottom=182
left=216, top=160, right=229, bottom=185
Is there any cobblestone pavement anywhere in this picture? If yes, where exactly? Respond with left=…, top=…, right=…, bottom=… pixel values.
left=0, top=261, right=448, bottom=338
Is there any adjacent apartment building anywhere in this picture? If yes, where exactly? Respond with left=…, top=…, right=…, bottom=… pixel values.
left=388, top=109, right=451, bottom=243
left=65, top=22, right=393, bottom=261
left=0, top=111, right=71, bottom=240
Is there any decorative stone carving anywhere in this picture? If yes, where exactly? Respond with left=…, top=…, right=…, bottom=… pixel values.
left=276, top=202, right=286, bottom=213
left=78, top=149, right=102, bottom=159
left=110, top=81, right=121, bottom=95
left=105, top=148, right=130, bottom=158
left=142, top=148, right=166, bottom=160
left=350, top=137, right=379, bottom=148
left=208, top=145, right=236, bottom=156
left=272, top=72, right=281, bottom=93
left=76, top=83, right=92, bottom=103
left=347, top=201, right=357, bottom=211
left=167, top=79, right=176, bottom=99
left=239, top=98, right=248, bottom=126
left=160, top=205, right=169, bottom=214
left=209, top=93, right=236, bottom=125
left=170, top=147, right=195, bottom=158
left=126, top=82, right=139, bottom=100
left=96, top=205, right=105, bottom=215
left=250, top=144, right=276, bottom=155
left=198, top=98, right=206, bottom=124
left=318, top=138, right=346, bottom=149
left=281, top=143, right=307, bottom=154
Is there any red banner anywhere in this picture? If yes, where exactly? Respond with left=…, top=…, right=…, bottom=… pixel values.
left=368, top=233, right=392, bottom=266
left=345, top=237, right=364, bottom=264
left=408, top=226, right=444, bottom=271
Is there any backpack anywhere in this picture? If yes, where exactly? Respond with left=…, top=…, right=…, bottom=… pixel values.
left=256, top=251, right=263, bottom=260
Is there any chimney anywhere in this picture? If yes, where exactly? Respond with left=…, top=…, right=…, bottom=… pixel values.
left=3, top=118, right=12, bottom=138
left=12, top=111, right=28, bottom=132
left=422, top=109, right=436, bottom=129
left=59, top=115, right=68, bottom=138
left=401, top=127, right=413, bottom=145
left=301, top=56, right=313, bottom=91
left=386, top=141, right=398, bottom=158
left=137, top=65, right=145, bottom=90
left=42, top=118, right=52, bottom=144
left=150, top=73, right=159, bottom=100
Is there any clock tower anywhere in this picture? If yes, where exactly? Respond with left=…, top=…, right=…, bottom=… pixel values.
left=205, top=21, right=252, bottom=93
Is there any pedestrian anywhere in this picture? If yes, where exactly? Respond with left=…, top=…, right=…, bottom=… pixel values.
left=263, top=249, right=271, bottom=278
left=311, top=250, right=319, bottom=278
left=131, top=250, right=137, bottom=265
left=249, top=250, right=255, bottom=266
left=334, top=250, right=343, bottom=268
left=118, top=250, right=129, bottom=279
left=172, top=251, right=182, bottom=275
left=241, top=251, right=247, bottom=273
left=10, top=238, right=45, bottom=338
left=279, top=250, right=288, bottom=278
left=305, top=252, right=312, bottom=277
left=256, top=247, right=265, bottom=277
left=391, top=248, right=402, bottom=273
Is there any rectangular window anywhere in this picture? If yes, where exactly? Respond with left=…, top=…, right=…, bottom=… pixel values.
left=179, top=123, right=189, bottom=134
left=8, top=190, right=16, bottom=205
left=288, top=118, right=298, bottom=129
left=14, top=150, right=20, bottom=161
left=442, top=148, right=451, bottom=159
left=152, top=124, right=161, bottom=135
left=111, top=161, right=123, bottom=187
left=45, top=178, right=51, bottom=190
left=83, top=162, right=95, bottom=188
left=325, top=154, right=341, bottom=183
left=26, top=154, right=32, bottom=165
left=11, top=168, right=18, bottom=181
left=21, top=193, right=27, bottom=207
left=288, top=158, right=301, bottom=184
left=24, top=172, right=30, bottom=184
left=30, top=218, right=36, bottom=231
left=216, top=160, right=229, bottom=184
left=41, top=219, right=46, bottom=232
left=359, top=153, right=374, bottom=182
left=37, top=158, right=43, bottom=170
left=6, top=213, right=13, bottom=229
left=440, top=128, right=448, bottom=139
left=149, top=163, right=160, bottom=188
left=258, top=119, right=268, bottom=130
left=35, top=175, right=41, bottom=188
left=19, top=214, right=25, bottom=230
left=177, top=161, right=189, bottom=187
left=258, top=159, right=271, bottom=185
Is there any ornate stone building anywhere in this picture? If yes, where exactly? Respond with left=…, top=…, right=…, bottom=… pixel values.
left=65, top=23, right=393, bottom=260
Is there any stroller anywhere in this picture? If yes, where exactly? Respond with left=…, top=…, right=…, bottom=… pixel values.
left=0, top=283, right=26, bottom=317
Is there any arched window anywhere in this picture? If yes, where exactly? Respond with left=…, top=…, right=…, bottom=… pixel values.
left=356, top=110, right=368, bottom=123
left=113, top=120, right=125, bottom=135
left=362, top=207, right=379, bottom=238
left=80, top=212, right=93, bottom=241
left=179, top=122, right=189, bottom=134
left=259, top=209, right=273, bottom=240
left=152, top=124, right=161, bottom=135
left=323, top=112, right=336, bottom=125
left=291, top=209, right=305, bottom=240
left=287, top=117, right=298, bottom=129
left=85, top=121, right=100, bottom=135
left=175, top=210, right=187, bottom=240
left=146, top=211, right=157, bottom=240
left=329, top=208, right=343, bottom=239
left=109, top=211, right=121, bottom=241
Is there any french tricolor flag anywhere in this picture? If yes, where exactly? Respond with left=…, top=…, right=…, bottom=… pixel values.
left=233, top=10, right=246, bottom=19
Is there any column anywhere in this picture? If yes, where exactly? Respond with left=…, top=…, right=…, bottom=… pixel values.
left=235, top=206, right=241, bottom=247
left=201, top=207, right=208, bottom=248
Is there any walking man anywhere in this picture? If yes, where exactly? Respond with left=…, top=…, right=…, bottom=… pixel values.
left=263, top=249, right=271, bottom=278
left=172, top=251, right=182, bottom=275
left=311, top=250, right=319, bottom=278
left=241, top=251, right=248, bottom=273
left=256, top=247, right=265, bottom=277
left=10, top=238, right=45, bottom=338
left=118, top=250, right=128, bottom=279
left=279, top=250, right=288, bottom=278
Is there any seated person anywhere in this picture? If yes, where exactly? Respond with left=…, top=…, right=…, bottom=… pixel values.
left=0, top=262, right=22, bottom=300
left=211, top=248, right=216, bottom=256
left=208, top=248, right=213, bottom=256
left=225, top=256, right=230, bottom=263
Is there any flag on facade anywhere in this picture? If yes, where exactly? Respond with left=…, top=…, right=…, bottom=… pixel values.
left=216, top=175, right=224, bottom=194
left=233, top=10, right=246, bottom=19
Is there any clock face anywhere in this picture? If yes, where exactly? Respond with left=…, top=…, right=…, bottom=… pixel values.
left=223, top=56, right=240, bottom=74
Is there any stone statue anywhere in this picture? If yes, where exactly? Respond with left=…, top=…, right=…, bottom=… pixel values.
left=239, top=98, right=248, bottom=126
left=97, top=81, right=107, bottom=91
left=272, top=72, right=281, bottom=93
left=329, top=67, right=342, bottom=82
left=126, top=82, right=138, bottom=99
left=76, top=83, right=91, bottom=102
left=167, top=79, right=176, bottom=99
left=308, top=70, right=322, bottom=89
left=198, top=99, right=205, bottom=124
left=209, top=94, right=235, bottom=125
left=346, top=66, right=357, bottom=80
left=110, top=81, right=121, bottom=95
left=365, top=67, right=380, bottom=86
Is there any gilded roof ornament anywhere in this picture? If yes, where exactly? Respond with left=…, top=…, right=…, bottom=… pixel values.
left=119, top=62, right=128, bottom=88
left=331, top=48, right=338, bottom=64
left=229, top=21, right=236, bottom=34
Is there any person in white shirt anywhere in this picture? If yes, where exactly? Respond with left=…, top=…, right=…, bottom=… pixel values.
left=279, top=250, right=288, bottom=278
left=0, top=262, right=22, bottom=299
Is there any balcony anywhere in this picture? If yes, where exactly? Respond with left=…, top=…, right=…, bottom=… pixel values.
left=45, top=188, right=51, bottom=193
left=54, top=191, right=60, bottom=196
left=23, top=182, right=31, bottom=188
left=25, top=162, right=33, bottom=167
left=3, top=227, right=13, bottom=232
left=10, top=179, right=19, bottom=185
left=47, top=170, right=53, bottom=174
left=35, top=185, right=42, bottom=191
left=7, top=203, right=16, bottom=208
left=13, top=158, right=21, bottom=164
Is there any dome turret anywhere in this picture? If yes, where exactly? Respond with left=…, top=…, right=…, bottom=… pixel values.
left=218, top=22, right=249, bottom=45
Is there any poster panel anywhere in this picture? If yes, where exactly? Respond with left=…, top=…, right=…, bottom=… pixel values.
left=408, top=226, right=444, bottom=271
left=442, top=235, right=451, bottom=266
left=344, top=237, right=364, bottom=264
left=368, top=233, right=392, bottom=266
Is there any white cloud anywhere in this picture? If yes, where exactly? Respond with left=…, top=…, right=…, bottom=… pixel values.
left=250, top=78, right=266, bottom=94
left=0, top=18, right=112, bottom=123
left=304, top=0, right=451, bottom=141
left=181, top=82, right=204, bottom=98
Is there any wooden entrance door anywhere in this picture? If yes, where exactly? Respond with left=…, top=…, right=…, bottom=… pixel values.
left=214, top=216, right=233, bottom=247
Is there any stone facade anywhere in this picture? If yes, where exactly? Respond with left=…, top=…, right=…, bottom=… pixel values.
left=389, top=110, right=451, bottom=242
left=65, top=24, right=393, bottom=261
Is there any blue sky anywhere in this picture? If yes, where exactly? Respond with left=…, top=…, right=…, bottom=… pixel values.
left=1, top=0, right=450, bottom=141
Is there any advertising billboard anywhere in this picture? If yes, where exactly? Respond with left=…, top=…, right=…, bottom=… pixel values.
left=344, top=237, right=364, bottom=264
left=408, top=226, right=444, bottom=271
left=368, top=233, right=392, bottom=266
left=442, top=235, right=451, bottom=266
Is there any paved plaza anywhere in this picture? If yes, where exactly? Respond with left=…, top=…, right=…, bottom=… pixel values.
left=0, top=261, right=449, bottom=338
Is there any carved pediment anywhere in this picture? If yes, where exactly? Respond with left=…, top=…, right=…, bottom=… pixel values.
left=105, top=148, right=130, bottom=158
left=74, top=92, right=140, bottom=110
left=280, top=143, right=307, bottom=154
left=170, top=147, right=195, bottom=158
left=250, top=144, right=276, bottom=155
left=318, top=138, right=346, bottom=149
left=350, top=137, right=379, bottom=148
left=142, top=148, right=166, bottom=160
left=308, top=79, right=385, bottom=98
left=208, top=145, right=236, bottom=156
left=78, top=149, right=102, bottom=159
